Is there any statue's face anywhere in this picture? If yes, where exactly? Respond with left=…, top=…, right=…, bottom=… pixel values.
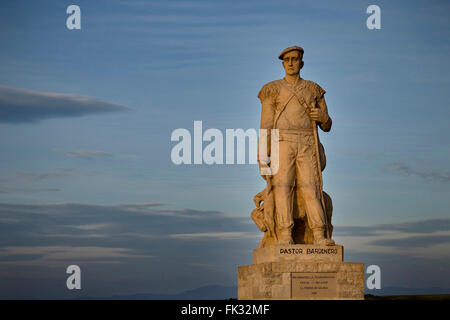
left=282, top=50, right=303, bottom=76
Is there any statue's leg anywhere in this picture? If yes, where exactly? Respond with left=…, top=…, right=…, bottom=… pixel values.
left=272, top=139, right=296, bottom=244
left=297, top=187, right=326, bottom=227
left=296, top=134, right=334, bottom=246
left=323, top=191, right=334, bottom=237
left=273, top=184, right=295, bottom=241
left=292, top=186, right=311, bottom=244
left=297, top=185, right=334, bottom=246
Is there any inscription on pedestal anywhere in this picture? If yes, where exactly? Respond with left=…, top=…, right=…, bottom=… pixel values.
left=253, top=245, right=343, bottom=264
left=291, top=272, right=337, bottom=298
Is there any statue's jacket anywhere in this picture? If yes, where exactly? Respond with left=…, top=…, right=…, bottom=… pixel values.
left=258, top=78, right=331, bottom=133
left=258, top=78, right=331, bottom=172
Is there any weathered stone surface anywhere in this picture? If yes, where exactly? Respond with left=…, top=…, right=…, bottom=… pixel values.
left=291, top=272, right=337, bottom=299
left=238, top=260, right=364, bottom=300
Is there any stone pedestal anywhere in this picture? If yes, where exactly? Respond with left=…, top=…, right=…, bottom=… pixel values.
left=238, top=244, right=364, bottom=300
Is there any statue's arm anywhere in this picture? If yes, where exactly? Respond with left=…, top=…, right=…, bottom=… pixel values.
left=317, top=96, right=332, bottom=132
left=260, top=99, right=274, bottom=131
left=259, top=98, right=274, bottom=159
left=258, top=84, right=276, bottom=160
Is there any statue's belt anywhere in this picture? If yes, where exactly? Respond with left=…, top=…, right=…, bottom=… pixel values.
left=277, top=128, right=314, bottom=134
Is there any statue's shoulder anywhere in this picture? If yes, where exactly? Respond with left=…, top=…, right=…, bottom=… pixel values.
left=262, top=79, right=283, bottom=87
left=301, top=79, right=326, bottom=97
left=257, top=79, right=283, bottom=101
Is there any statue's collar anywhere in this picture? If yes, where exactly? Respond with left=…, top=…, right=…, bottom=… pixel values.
left=282, top=77, right=302, bottom=86
left=281, top=77, right=305, bottom=90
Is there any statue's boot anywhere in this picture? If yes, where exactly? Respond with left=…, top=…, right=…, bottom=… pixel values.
left=278, top=229, right=294, bottom=245
left=313, top=227, right=335, bottom=246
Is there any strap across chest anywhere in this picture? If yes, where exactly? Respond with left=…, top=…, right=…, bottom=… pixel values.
left=273, top=80, right=312, bottom=128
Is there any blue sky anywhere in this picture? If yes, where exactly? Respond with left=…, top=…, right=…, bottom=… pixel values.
left=0, top=0, right=449, bottom=298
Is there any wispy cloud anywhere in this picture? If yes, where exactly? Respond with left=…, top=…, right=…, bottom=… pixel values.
left=368, top=234, right=450, bottom=248
left=14, top=168, right=99, bottom=181
left=51, top=148, right=141, bottom=161
left=169, top=232, right=259, bottom=240
left=119, top=0, right=214, bottom=9
left=334, top=219, right=450, bottom=260
left=334, top=218, right=450, bottom=237
left=71, top=223, right=113, bottom=231
left=0, top=246, right=152, bottom=267
left=0, top=201, right=249, bottom=240
left=118, top=202, right=166, bottom=208
left=0, top=85, right=131, bottom=124
left=52, top=148, right=114, bottom=159
left=0, top=187, right=60, bottom=194
left=15, top=170, right=72, bottom=181
left=383, top=162, right=450, bottom=183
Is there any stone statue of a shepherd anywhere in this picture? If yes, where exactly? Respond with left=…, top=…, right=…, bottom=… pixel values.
left=252, top=45, right=335, bottom=247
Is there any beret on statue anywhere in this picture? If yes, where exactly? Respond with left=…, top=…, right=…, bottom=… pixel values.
left=278, top=45, right=304, bottom=60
